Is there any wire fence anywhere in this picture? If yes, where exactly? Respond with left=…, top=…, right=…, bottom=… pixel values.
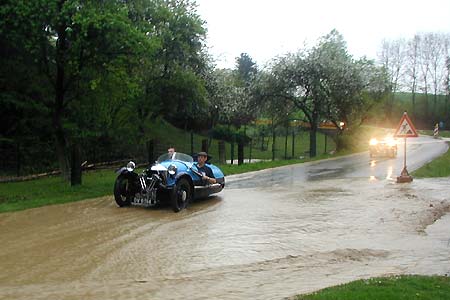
left=0, top=129, right=336, bottom=181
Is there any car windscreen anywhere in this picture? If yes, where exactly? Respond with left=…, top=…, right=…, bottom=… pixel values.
left=157, top=152, right=194, bottom=163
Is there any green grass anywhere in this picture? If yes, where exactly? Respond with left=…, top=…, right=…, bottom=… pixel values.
left=418, top=130, right=450, bottom=138
left=217, top=152, right=341, bottom=176
left=0, top=169, right=117, bottom=213
left=294, top=275, right=450, bottom=300
left=412, top=142, right=450, bottom=178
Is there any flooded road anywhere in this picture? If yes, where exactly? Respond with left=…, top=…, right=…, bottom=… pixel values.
left=1, top=136, right=449, bottom=300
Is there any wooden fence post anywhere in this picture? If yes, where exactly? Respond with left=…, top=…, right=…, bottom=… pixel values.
left=147, top=139, right=158, bottom=164
left=218, top=140, right=226, bottom=164
left=201, top=139, right=208, bottom=153
left=71, top=143, right=82, bottom=186
left=230, top=142, right=234, bottom=165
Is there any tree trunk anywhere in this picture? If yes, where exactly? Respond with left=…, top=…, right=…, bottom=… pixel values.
left=16, top=142, right=21, bottom=177
left=284, top=125, right=288, bottom=159
left=55, top=127, right=70, bottom=181
left=249, top=139, right=252, bottom=163
left=309, top=112, right=318, bottom=157
left=190, top=131, right=194, bottom=156
left=271, top=129, right=276, bottom=161
left=411, top=76, right=416, bottom=117
left=53, top=7, right=70, bottom=181
left=446, top=94, right=450, bottom=124
left=309, top=129, right=317, bottom=158
left=230, top=141, right=234, bottom=165
left=70, top=143, right=82, bottom=186
left=237, top=142, right=244, bottom=165
left=291, top=130, right=295, bottom=158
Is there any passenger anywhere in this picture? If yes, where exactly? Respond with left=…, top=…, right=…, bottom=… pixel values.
left=196, top=151, right=216, bottom=184
left=167, top=147, right=175, bottom=159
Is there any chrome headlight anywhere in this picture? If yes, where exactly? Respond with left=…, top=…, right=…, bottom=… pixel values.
left=126, top=161, right=136, bottom=172
left=168, top=164, right=177, bottom=176
left=369, top=138, right=378, bottom=146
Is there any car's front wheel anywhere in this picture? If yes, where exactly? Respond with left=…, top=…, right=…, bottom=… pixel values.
left=114, top=175, right=133, bottom=207
left=170, top=178, right=192, bottom=212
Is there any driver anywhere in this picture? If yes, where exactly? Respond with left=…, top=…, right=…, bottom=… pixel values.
left=196, top=152, right=216, bottom=185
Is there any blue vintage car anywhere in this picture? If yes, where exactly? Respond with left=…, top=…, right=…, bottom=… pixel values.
left=114, top=152, right=225, bottom=212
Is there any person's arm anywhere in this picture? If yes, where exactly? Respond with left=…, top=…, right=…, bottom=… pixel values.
left=202, top=167, right=217, bottom=184
left=203, top=175, right=216, bottom=184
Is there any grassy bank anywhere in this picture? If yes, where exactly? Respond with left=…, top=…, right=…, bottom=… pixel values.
left=218, top=152, right=342, bottom=176
left=293, top=275, right=450, bottom=300
left=412, top=142, right=450, bottom=178
left=418, top=129, right=450, bottom=138
left=0, top=169, right=116, bottom=213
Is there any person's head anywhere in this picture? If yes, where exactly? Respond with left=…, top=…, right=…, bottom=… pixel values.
left=168, top=147, right=175, bottom=155
left=197, top=151, right=208, bottom=165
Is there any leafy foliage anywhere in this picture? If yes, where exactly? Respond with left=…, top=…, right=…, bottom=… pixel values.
left=0, top=0, right=209, bottom=179
left=254, top=30, right=389, bottom=155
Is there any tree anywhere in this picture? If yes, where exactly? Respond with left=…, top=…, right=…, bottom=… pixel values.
left=378, top=32, right=450, bottom=125
left=235, top=53, right=258, bottom=87
left=207, top=53, right=259, bottom=131
left=256, top=30, right=388, bottom=155
left=378, top=38, right=405, bottom=123
left=132, top=0, right=208, bottom=133
left=405, top=34, right=420, bottom=116
left=1, top=0, right=149, bottom=182
left=444, top=36, right=450, bottom=124
left=209, top=68, right=249, bottom=127
left=427, top=33, right=447, bottom=116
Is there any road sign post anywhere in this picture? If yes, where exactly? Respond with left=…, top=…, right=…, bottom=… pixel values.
left=394, top=111, right=418, bottom=183
left=433, top=123, right=439, bottom=138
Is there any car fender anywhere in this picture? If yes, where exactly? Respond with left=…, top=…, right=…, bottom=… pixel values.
left=116, top=168, right=139, bottom=179
left=116, top=167, right=128, bottom=175
left=175, top=172, right=194, bottom=187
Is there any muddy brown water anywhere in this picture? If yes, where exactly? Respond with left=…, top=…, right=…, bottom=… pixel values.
left=1, top=176, right=450, bottom=300
left=1, top=137, right=449, bottom=300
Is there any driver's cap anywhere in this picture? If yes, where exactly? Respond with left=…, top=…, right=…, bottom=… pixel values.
left=198, top=151, right=208, bottom=157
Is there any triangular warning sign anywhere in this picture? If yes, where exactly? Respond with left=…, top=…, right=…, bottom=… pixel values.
left=394, top=112, right=418, bottom=138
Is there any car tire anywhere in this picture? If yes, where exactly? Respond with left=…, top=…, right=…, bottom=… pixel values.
left=170, top=178, right=192, bottom=213
left=114, top=175, right=132, bottom=207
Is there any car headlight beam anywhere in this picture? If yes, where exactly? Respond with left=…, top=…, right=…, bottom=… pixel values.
left=369, top=138, right=378, bottom=146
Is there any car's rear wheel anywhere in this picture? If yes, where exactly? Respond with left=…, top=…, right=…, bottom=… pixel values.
left=170, top=178, right=192, bottom=212
left=114, top=175, right=133, bottom=207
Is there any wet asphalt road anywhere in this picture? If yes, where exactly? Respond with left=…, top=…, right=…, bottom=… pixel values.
left=228, top=136, right=449, bottom=189
left=0, top=136, right=449, bottom=300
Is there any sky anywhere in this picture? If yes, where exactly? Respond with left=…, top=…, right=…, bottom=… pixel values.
left=195, top=0, right=450, bottom=69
